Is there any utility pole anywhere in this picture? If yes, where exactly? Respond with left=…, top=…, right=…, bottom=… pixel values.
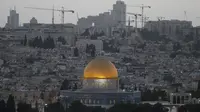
left=184, top=11, right=188, bottom=21
left=61, top=7, right=65, bottom=24
left=52, top=5, right=54, bottom=25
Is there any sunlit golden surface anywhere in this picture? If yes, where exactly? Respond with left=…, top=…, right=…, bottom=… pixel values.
left=84, top=58, right=118, bottom=79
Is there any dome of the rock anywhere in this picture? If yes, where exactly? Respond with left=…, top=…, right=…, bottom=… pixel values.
left=84, top=58, right=118, bottom=79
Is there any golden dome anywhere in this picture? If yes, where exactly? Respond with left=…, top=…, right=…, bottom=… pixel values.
left=84, top=58, right=118, bottom=79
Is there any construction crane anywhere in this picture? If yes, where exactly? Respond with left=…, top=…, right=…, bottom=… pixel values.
left=157, top=17, right=165, bottom=21
left=109, top=9, right=141, bottom=29
left=126, top=12, right=142, bottom=31
left=119, top=17, right=135, bottom=36
left=24, top=6, right=74, bottom=24
left=128, top=4, right=151, bottom=28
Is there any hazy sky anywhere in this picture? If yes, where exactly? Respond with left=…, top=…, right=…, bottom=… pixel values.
left=0, top=0, right=200, bottom=27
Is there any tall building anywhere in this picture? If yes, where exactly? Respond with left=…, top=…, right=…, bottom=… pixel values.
left=111, top=0, right=126, bottom=28
left=77, top=12, right=114, bottom=36
left=7, top=8, right=19, bottom=29
left=77, top=1, right=127, bottom=36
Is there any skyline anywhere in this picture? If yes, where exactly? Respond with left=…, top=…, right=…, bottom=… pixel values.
left=0, top=0, right=200, bottom=27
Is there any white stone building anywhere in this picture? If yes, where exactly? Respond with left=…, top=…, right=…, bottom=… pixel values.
left=77, top=1, right=127, bottom=36
left=111, top=0, right=126, bottom=28
left=144, top=20, right=192, bottom=37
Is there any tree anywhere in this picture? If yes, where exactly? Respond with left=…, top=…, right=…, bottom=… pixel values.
left=69, top=101, right=89, bottom=112
left=81, top=28, right=90, bottom=36
left=178, top=105, right=187, bottom=112
left=58, top=36, right=66, bottom=45
left=17, top=102, right=32, bottom=112
left=173, top=42, right=181, bottom=51
left=119, top=79, right=125, bottom=90
left=121, top=30, right=126, bottom=38
left=193, top=40, right=200, bottom=51
left=72, top=83, right=78, bottom=91
left=159, top=44, right=166, bottom=51
left=43, top=36, right=55, bottom=49
left=107, top=103, right=137, bottom=112
left=152, top=103, right=167, bottom=112
left=99, top=31, right=105, bottom=36
left=136, top=103, right=152, bottom=112
left=24, top=35, right=27, bottom=46
left=91, top=44, right=96, bottom=57
left=170, top=52, right=176, bottom=59
left=90, top=106, right=105, bottom=112
left=60, top=79, right=70, bottom=90
left=183, top=104, right=200, bottom=112
left=7, top=94, right=16, bottom=112
left=86, top=44, right=89, bottom=53
left=40, top=92, right=44, bottom=99
left=163, top=75, right=174, bottom=83
left=46, top=102, right=65, bottom=112
left=0, top=100, right=6, bottom=112
left=183, top=32, right=193, bottom=43
left=74, top=47, right=79, bottom=57
left=141, top=89, right=167, bottom=101
left=38, top=36, right=43, bottom=48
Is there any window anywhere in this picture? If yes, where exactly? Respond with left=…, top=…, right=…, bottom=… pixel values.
left=177, top=96, right=180, bottom=104
left=84, top=99, right=87, bottom=104
left=109, top=100, right=112, bottom=104
left=173, top=96, right=176, bottom=104
left=181, top=96, right=184, bottom=104
left=97, top=100, right=100, bottom=104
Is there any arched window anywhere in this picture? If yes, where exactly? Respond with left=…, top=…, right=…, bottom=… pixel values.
left=89, top=99, right=91, bottom=104
left=173, top=96, right=176, bottom=104
left=109, top=100, right=112, bottom=104
left=177, top=96, right=180, bottom=104
left=85, top=99, right=87, bottom=104
left=181, top=96, right=184, bottom=104
left=97, top=100, right=100, bottom=104
left=93, top=100, right=95, bottom=104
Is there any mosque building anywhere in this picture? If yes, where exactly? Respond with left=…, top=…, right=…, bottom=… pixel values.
left=60, top=57, right=141, bottom=108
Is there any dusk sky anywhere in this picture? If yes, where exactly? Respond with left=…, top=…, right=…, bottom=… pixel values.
left=0, top=0, right=200, bottom=27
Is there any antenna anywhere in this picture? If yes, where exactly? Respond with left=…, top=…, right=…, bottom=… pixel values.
left=77, top=12, right=79, bottom=20
left=52, top=5, right=54, bottom=24
left=14, top=6, right=16, bottom=11
left=184, top=11, right=188, bottom=21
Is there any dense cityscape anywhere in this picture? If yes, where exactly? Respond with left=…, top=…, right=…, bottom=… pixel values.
left=0, top=0, right=200, bottom=112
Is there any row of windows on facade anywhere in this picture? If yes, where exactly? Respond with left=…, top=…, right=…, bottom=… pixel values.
left=172, top=96, right=190, bottom=104
left=80, top=99, right=116, bottom=105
